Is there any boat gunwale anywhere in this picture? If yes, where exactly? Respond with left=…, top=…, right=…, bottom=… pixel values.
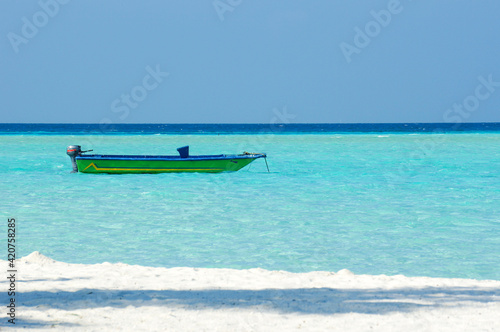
left=75, top=153, right=265, bottom=162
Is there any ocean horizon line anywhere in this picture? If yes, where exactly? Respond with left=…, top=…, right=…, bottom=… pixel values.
left=1, top=121, right=500, bottom=125
left=1, top=122, right=499, bottom=135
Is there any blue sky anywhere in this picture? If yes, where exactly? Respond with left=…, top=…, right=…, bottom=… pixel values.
left=1, top=0, right=499, bottom=123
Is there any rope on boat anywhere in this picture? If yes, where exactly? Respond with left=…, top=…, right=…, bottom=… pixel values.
left=264, top=157, right=270, bottom=172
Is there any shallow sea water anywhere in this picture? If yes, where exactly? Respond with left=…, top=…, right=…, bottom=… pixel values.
left=1, top=133, right=499, bottom=279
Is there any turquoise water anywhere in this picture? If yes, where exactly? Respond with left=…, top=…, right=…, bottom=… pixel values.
left=2, top=133, right=499, bottom=280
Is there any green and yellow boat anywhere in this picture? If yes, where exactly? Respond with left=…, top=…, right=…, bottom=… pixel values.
left=66, top=145, right=268, bottom=174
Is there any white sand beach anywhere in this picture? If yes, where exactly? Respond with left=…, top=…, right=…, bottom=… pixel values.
left=2, top=252, right=499, bottom=331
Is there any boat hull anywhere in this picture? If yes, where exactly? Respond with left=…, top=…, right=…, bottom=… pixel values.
left=75, top=155, right=261, bottom=174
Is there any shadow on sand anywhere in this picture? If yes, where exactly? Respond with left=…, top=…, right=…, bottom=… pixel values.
left=7, top=284, right=498, bottom=328
left=17, top=286, right=500, bottom=314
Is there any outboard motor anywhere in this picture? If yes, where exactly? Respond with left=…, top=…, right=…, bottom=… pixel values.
left=66, top=145, right=81, bottom=173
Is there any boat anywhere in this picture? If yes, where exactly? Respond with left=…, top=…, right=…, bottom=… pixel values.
left=66, top=145, right=268, bottom=174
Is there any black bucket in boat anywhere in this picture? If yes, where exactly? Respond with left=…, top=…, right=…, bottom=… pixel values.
left=177, top=145, right=189, bottom=158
